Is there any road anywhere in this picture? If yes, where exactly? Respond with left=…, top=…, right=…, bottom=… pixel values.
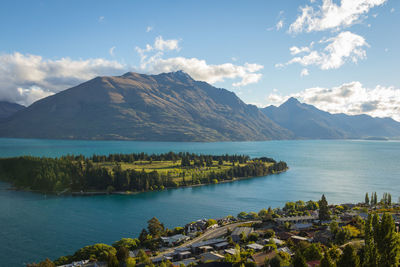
left=152, top=220, right=260, bottom=259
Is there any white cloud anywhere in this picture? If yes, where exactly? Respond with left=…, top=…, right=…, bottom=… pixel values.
left=154, top=36, right=180, bottom=51
left=146, top=26, right=153, bottom=32
left=300, top=68, right=310, bottom=76
left=279, top=31, right=368, bottom=70
left=290, top=45, right=311, bottom=55
left=266, top=81, right=400, bottom=121
left=276, top=20, right=284, bottom=30
left=289, top=0, right=387, bottom=33
left=0, top=52, right=125, bottom=106
left=390, top=8, right=395, bottom=13
left=136, top=37, right=264, bottom=87
left=98, top=16, right=105, bottom=22
left=109, top=46, right=116, bottom=56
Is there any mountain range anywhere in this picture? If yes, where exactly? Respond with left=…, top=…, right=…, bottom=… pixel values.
left=0, top=71, right=399, bottom=141
left=0, top=71, right=291, bottom=141
left=0, top=101, right=25, bottom=121
left=261, top=97, right=400, bottom=139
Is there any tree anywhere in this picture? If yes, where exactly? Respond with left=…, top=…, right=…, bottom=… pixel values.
left=377, top=213, right=399, bottom=266
left=319, top=194, right=330, bottom=221
left=267, top=255, right=282, bottom=267
left=303, top=243, right=322, bottom=261
left=365, top=193, right=370, bottom=206
left=27, top=258, right=55, bottom=267
left=337, top=245, right=360, bottom=267
left=113, top=238, right=140, bottom=250
left=116, top=246, right=129, bottom=263
left=107, top=254, right=119, bottom=267
left=320, top=251, right=335, bottom=267
left=147, top=217, right=164, bottom=237
left=292, top=251, right=307, bottom=267
left=363, top=213, right=378, bottom=267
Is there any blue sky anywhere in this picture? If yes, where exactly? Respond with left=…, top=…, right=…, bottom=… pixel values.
left=0, top=0, right=399, bottom=120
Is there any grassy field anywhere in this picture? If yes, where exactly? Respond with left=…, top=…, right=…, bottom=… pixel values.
left=94, top=160, right=274, bottom=183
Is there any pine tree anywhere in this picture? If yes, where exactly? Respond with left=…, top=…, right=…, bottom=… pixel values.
left=363, top=214, right=378, bottom=267
left=378, top=213, right=399, bottom=267
left=337, top=245, right=360, bottom=267
left=319, top=194, right=330, bottom=221
left=292, top=251, right=308, bottom=267
left=365, top=193, right=370, bottom=206
left=374, top=192, right=378, bottom=205
left=320, top=251, right=335, bottom=267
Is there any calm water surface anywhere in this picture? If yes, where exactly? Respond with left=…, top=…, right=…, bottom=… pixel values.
left=0, top=138, right=399, bottom=266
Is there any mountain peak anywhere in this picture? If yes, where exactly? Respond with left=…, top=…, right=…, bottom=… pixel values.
left=284, top=97, right=300, bottom=105
left=161, top=70, right=194, bottom=81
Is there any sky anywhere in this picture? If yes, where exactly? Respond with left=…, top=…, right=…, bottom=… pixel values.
left=0, top=0, right=399, bottom=121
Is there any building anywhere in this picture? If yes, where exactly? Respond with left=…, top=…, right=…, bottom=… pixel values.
left=276, top=215, right=317, bottom=225
left=199, top=251, right=225, bottom=262
left=231, top=227, right=253, bottom=242
left=191, top=238, right=225, bottom=253
left=161, top=234, right=190, bottom=247
left=246, top=243, right=264, bottom=251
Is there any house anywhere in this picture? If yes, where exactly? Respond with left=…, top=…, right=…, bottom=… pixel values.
left=276, top=215, right=317, bottom=225
left=161, top=234, right=190, bottom=247
left=231, top=227, right=254, bottom=242
left=252, top=251, right=276, bottom=267
left=307, top=260, right=321, bottom=267
left=224, top=248, right=237, bottom=255
left=277, top=246, right=294, bottom=256
left=290, top=235, right=310, bottom=243
left=313, top=230, right=332, bottom=244
left=191, top=238, right=225, bottom=253
left=58, top=260, right=90, bottom=267
left=213, top=242, right=230, bottom=250
left=292, top=223, right=313, bottom=230
left=246, top=243, right=264, bottom=251
left=186, top=219, right=208, bottom=234
left=199, top=251, right=225, bottom=262
left=264, top=238, right=284, bottom=246
left=177, top=251, right=192, bottom=260
left=172, top=258, right=197, bottom=267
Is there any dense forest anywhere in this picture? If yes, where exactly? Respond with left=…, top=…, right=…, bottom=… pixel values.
left=0, top=152, right=287, bottom=193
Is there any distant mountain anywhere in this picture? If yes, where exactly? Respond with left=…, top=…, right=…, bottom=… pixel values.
left=0, top=71, right=292, bottom=141
left=0, top=101, right=25, bottom=120
left=261, top=97, right=400, bottom=139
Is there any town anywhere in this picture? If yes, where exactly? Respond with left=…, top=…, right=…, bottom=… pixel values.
left=32, top=193, right=400, bottom=267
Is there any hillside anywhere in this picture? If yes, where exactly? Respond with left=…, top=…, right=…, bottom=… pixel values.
left=261, top=97, right=400, bottom=139
left=0, top=101, right=25, bottom=120
left=0, top=71, right=292, bottom=141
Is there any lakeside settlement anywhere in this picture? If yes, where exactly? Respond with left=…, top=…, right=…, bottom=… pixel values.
left=30, top=192, right=400, bottom=267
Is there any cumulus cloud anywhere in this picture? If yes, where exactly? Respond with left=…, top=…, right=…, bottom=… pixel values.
left=278, top=31, right=368, bottom=70
left=266, top=81, right=400, bottom=121
left=289, top=0, right=387, bottom=33
left=276, top=20, right=284, bottom=30
left=300, top=68, right=310, bottom=76
left=136, top=37, right=264, bottom=87
left=0, top=52, right=125, bottom=106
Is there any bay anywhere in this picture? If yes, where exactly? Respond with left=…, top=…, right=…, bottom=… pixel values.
left=0, top=138, right=399, bottom=266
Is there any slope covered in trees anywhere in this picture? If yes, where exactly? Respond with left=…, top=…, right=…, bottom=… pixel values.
left=0, top=152, right=288, bottom=193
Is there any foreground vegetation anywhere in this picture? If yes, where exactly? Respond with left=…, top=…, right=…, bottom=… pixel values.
left=0, top=152, right=287, bottom=193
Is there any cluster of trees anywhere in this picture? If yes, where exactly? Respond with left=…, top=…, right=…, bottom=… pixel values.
left=282, top=200, right=319, bottom=216
left=365, top=192, right=393, bottom=206
left=0, top=153, right=287, bottom=193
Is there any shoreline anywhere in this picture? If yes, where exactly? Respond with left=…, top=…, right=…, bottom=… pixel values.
left=6, top=168, right=288, bottom=197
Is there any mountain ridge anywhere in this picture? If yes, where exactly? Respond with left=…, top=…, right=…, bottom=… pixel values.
left=0, top=71, right=292, bottom=141
left=261, top=97, right=400, bottom=139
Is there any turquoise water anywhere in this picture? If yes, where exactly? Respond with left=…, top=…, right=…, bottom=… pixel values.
left=0, top=138, right=399, bottom=266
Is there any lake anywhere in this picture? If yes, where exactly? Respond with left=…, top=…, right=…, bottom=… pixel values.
left=0, top=138, right=399, bottom=266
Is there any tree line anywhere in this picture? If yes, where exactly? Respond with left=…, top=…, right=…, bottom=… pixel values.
left=0, top=152, right=287, bottom=193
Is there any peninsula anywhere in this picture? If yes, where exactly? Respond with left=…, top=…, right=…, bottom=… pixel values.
left=0, top=152, right=288, bottom=194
